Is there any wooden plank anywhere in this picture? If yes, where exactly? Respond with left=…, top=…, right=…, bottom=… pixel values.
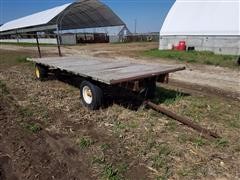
left=28, top=56, right=185, bottom=84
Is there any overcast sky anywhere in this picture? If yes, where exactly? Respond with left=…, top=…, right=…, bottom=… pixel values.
left=0, top=0, right=175, bottom=33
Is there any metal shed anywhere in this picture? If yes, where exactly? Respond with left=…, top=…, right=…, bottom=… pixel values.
left=0, top=0, right=125, bottom=38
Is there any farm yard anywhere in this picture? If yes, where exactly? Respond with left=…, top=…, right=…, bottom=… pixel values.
left=0, top=42, right=240, bottom=179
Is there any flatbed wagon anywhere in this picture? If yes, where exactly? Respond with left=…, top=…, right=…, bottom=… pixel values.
left=28, top=56, right=185, bottom=110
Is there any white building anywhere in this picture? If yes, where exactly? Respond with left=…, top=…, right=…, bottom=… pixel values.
left=159, top=0, right=240, bottom=55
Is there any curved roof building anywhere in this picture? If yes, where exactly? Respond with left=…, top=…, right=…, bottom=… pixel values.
left=159, top=0, right=240, bottom=55
left=0, top=0, right=125, bottom=34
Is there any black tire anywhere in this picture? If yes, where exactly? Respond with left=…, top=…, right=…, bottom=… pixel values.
left=237, top=56, right=240, bottom=66
left=140, top=79, right=156, bottom=99
left=35, top=64, right=48, bottom=81
left=80, top=81, right=103, bottom=110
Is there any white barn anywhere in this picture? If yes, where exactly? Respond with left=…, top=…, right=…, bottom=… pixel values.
left=159, top=0, right=240, bottom=55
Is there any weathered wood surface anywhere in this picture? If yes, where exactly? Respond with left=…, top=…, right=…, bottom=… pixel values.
left=28, top=56, right=185, bottom=84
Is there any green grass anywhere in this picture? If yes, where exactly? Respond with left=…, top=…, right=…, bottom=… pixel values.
left=0, top=42, right=55, bottom=46
left=215, top=138, right=229, bottom=148
left=0, top=49, right=32, bottom=67
left=192, top=137, right=206, bottom=147
left=103, top=164, right=122, bottom=180
left=154, top=87, right=188, bottom=105
left=152, top=144, right=174, bottom=179
left=19, top=107, right=34, bottom=118
left=152, top=144, right=173, bottom=168
left=143, top=49, right=239, bottom=68
left=22, top=123, right=42, bottom=133
left=101, top=143, right=111, bottom=151
left=76, top=137, right=93, bottom=149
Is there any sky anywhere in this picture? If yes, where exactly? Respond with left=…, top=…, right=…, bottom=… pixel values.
left=0, top=0, right=175, bottom=33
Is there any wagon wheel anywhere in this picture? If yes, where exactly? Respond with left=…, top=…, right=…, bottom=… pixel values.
left=80, top=81, right=103, bottom=110
left=35, top=64, right=48, bottom=81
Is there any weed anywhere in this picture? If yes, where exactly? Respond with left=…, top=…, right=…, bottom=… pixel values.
left=192, top=137, right=205, bottom=147
left=101, top=143, right=111, bottom=151
left=178, top=168, right=191, bottom=177
left=128, top=121, right=139, bottom=129
left=215, top=138, right=229, bottom=148
left=117, top=163, right=128, bottom=174
left=156, top=166, right=172, bottom=180
left=228, top=115, right=240, bottom=129
left=165, top=120, right=177, bottom=131
left=152, top=144, right=173, bottom=169
left=0, top=80, right=9, bottom=95
left=115, top=121, right=126, bottom=130
left=23, top=123, right=42, bottom=133
left=76, top=137, right=93, bottom=149
left=19, top=107, right=34, bottom=118
left=92, top=156, right=106, bottom=165
left=103, top=164, right=121, bottom=180
left=177, top=133, right=190, bottom=144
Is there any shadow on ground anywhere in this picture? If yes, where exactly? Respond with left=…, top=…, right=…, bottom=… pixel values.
left=47, top=72, right=189, bottom=110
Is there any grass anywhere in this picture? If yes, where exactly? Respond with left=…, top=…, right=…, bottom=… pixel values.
left=19, top=107, right=34, bottom=118
left=22, top=122, right=42, bottom=133
left=1, top=49, right=240, bottom=179
left=101, top=143, right=111, bottom=151
left=215, top=138, right=229, bottom=148
left=0, top=80, right=9, bottom=95
left=152, top=144, right=174, bottom=179
left=192, top=137, right=206, bottom=147
left=165, top=120, right=177, bottom=131
left=92, top=156, right=124, bottom=180
left=103, top=164, right=122, bottom=180
left=76, top=137, right=93, bottom=149
left=0, top=42, right=55, bottom=46
left=154, top=87, right=187, bottom=105
left=152, top=144, right=173, bottom=169
left=143, top=49, right=239, bottom=68
left=0, top=49, right=32, bottom=67
left=177, top=133, right=190, bottom=144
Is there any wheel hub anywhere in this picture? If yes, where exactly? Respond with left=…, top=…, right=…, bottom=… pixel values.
left=82, top=86, right=93, bottom=104
left=35, top=67, right=40, bottom=78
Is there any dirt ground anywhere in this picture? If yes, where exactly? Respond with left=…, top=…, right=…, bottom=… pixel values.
left=0, top=44, right=240, bottom=179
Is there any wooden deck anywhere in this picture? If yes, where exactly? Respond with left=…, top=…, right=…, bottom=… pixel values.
left=28, top=56, right=185, bottom=85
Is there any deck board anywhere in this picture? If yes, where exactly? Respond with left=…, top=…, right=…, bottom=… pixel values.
left=28, top=56, right=185, bottom=84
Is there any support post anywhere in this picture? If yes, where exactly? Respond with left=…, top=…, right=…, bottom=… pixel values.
left=35, top=34, right=41, bottom=58
left=56, top=26, right=62, bottom=57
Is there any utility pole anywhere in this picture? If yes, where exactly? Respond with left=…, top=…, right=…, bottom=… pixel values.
left=134, top=19, right=137, bottom=34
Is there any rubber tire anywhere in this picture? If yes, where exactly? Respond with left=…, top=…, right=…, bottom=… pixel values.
left=140, top=80, right=156, bottom=99
left=80, top=81, right=103, bottom=110
left=35, top=64, right=48, bottom=81
left=237, top=56, right=240, bottom=66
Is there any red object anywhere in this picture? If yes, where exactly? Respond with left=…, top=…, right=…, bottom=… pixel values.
left=173, top=41, right=186, bottom=51
left=178, top=41, right=186, bottom=51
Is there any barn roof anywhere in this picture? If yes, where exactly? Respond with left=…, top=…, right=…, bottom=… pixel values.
left=160, top=0, right=240, bottom=36
left=0, top=0, right=125, bottom=34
